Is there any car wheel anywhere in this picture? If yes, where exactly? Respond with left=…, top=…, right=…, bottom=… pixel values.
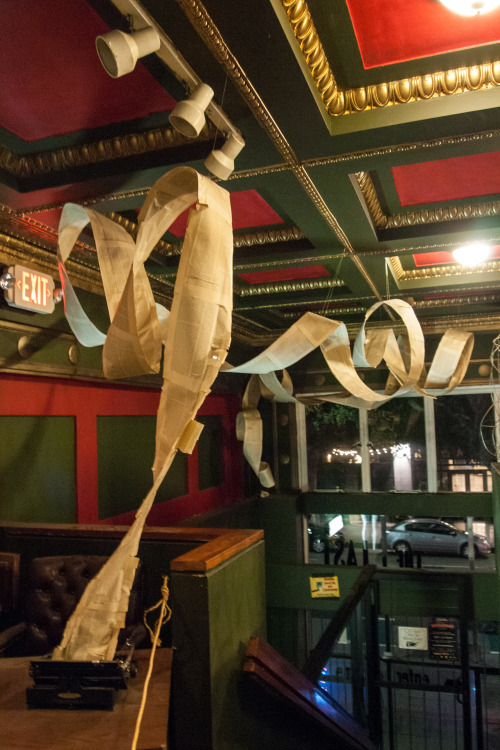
left=460, top=543, right=478, bottom=559
left=393, top=540, right=411, bottom=554
left=312, top=538, right=326, bottom=553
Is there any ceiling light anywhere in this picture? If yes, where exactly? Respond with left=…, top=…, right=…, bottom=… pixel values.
left=438, top=0, right=500, bottom=15
left=169, top=83, right=214, bottom=138
left=204, top=132, right=245, bottom=180
left=96, top=27, right=160, bottom=78
left=452, top=243, right=492, bottom=266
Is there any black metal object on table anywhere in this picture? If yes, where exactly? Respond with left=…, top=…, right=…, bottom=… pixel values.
left=27, top=648, right=137, bottom=710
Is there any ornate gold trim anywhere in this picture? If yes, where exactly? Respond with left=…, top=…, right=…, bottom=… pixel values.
left=280, top=0, right=500, bottom=116
left=389, top=255, right=500, bottom=281
left=279, top=304, right=366, bottom=319
left=234, top=226, right=305, bottom=247
left=414, top=293, right=500, bottom=309
left=235, top=276, right=344, bottom=297
left=0, top=124, right=215, bottom=179
left=355, top=171, right=500, bottom=230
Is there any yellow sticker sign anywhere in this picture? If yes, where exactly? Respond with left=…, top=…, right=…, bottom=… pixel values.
left=309, top=576, right=340, bottom=598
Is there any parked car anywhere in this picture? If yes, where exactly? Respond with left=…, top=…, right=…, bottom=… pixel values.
left=386, top=518, right=491, bottom=558
left=308, top=524, right=345, bottom=554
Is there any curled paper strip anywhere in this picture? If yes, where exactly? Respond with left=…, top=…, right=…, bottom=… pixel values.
left=54, top=167, right=233, bottom=661
left=229, top=299, right=473, bottom=487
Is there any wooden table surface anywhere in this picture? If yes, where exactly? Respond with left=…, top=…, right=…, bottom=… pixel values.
left=0, top=648, right=172, bottom=750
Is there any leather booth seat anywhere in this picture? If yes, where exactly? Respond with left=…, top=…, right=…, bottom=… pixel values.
left=0, top=555, right=144, bottom=657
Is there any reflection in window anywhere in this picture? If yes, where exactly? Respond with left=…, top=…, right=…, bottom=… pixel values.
left=435, top=394, right=493, bottom=492
left=368, top=398, right=426, bottom=492
left=305, top=404, right=360, bottom=490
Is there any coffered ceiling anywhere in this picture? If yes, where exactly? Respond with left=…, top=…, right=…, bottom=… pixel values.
left=1, top=0, right=499, bottom=385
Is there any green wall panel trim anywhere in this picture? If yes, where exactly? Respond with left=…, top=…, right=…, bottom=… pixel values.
left=97, top=415, right=187, bottom=519
left=472, top=573, right=500, bottom=622
left=268, top=562, right=498, bottom=622
left=197, top=415, right=223, bottom=491
left=300, top=491, right=493, bottom=519
left=0, top=415, right=76, bottom=523
left=256, top=494, right=303, bottom=566
left=492, top=465, right=500, bottom=584
left=170, top=542, right=268, bottom=750
left=267, top=562, right=361, bottom=611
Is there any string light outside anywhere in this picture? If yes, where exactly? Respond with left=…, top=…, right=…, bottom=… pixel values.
left=326, top=443, right=412, bottom=463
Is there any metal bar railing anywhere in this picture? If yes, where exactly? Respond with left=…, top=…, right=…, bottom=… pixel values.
left=302, top=564, right=377, bottom=684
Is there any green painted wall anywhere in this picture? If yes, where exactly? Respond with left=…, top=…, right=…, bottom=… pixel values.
left=0, top=415, right=76, bottom=522
left=170, top=542, right=267, bottom=750
left=198, top=415, right=224, bottom=490
left=96, top=415, right=187, bottom=518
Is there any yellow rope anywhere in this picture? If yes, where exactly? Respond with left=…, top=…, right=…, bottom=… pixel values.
left=131, top=576, right=172, bottom=750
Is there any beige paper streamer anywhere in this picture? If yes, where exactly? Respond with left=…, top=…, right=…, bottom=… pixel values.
left=229, top=299, right=473, bottom=487
left=53, top=167, right=233, bottom=661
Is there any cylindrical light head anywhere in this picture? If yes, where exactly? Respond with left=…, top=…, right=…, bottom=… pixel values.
left=169, top=83, right=214, bottom=138
left=96, top=27, right=160, bottom=78
left=205, top=132, right=245, bottom=180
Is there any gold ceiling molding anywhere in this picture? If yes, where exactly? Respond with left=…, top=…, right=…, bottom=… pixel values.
left=234, top=253, right=344, bottom=270
left=416, top=312, right=500, bottom=334
left=280, top=304, right=366, bottom=319
left=355, top=171, right=500, bottom=230
left=175, top=0, right=385, bottom=304
left=389, top=255, right=500, bottom=281
left=414, top=292, right=500, bottom=309
left=280, top=0, right=500, bottom=116
left=17, top=187, right=151, bottom=216
left=234, top=226, right=305, bottom=247
left=231, top=128, right=500, bottom=178
left=0, top=124, right=214, bottom=179
left=235, top=276, right=344, bottom=297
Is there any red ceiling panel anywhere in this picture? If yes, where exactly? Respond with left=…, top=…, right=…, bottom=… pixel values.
left=392, top=152, right=500, bottom=206
left=0, top=0, right=176, bottom=141
left=168, top=189, right=284, bottom=237
left=238, top=265, right=329, bottom=284
left=346, top=0, right=500, bottom=68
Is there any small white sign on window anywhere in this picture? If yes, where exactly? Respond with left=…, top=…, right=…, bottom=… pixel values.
left=398, top=626, right=428, bottom=651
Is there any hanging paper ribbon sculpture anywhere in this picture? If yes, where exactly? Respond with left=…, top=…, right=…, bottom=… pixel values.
left=53, top=167, right=233, bottom=661
left=54, top=165, right=474, bottom=659
left=227, top=299, right=474, bottom=487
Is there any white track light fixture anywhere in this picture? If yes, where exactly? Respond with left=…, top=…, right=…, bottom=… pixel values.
left=168, top=83, right=214, bottom=138
left=205, top=132, right=245, bottom=180
left=96, top=27, right=160, bottom=78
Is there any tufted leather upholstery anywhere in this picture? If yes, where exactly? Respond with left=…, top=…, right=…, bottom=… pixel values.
left=2, top=555, right=143, bottom=656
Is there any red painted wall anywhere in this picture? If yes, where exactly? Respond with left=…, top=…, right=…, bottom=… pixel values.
left=0, top=373, right=243, bottom=526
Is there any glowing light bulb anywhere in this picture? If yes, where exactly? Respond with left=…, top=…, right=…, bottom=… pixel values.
left=452, top=243, right=492, bottom=266
left=439, top=0, right=500, bottom=14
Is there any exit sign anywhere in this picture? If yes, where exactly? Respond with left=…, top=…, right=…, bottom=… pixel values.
left=3, top=265, right=56, bottom=314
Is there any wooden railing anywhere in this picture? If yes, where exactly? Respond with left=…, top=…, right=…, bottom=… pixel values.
left=0, top=522, right=263, bottom=572
left=244, top=637, right=377, bottom=750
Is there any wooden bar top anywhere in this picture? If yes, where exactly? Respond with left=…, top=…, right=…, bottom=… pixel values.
left=0, top=648, right=171, bottom=750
